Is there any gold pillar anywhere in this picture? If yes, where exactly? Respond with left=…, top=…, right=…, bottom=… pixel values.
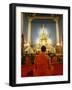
left=56, top=20, right=60, bottom=45
left=54, top=18, right=60, bottom=46
left=28, top=18, right=32, bottom=45
left=21, top=13, right=24, bottom=34
left=21, top=13, right=24, bottom=55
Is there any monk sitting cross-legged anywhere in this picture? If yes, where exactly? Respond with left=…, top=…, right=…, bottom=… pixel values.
left=33, top=46, right=53, bottom=76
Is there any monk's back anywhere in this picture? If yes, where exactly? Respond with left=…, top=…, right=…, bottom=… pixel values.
left=36, top=53, right=48, bottom=67
left=34, top=53, right=49, bottom=76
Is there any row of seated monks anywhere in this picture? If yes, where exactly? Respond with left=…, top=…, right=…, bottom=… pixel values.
left=21, top=46, right=63, bottom=77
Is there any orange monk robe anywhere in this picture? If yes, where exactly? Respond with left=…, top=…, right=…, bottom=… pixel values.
left=21, top=57, right=33, bottom=77
left=33, top=52, right=51, bottom=76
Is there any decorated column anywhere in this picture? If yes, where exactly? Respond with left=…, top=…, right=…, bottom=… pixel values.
left=54, top=18, right=60, bottom=46
left=28, top=18, right=32, bottom=45
left=21, top=13, right=24, bottom=33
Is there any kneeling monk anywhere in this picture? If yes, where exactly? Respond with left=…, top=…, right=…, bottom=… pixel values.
left=33, top=46, right=52, bottom=76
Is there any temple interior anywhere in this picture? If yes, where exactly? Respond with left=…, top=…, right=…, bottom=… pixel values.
left=21, top=13, right=63, bottom=77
